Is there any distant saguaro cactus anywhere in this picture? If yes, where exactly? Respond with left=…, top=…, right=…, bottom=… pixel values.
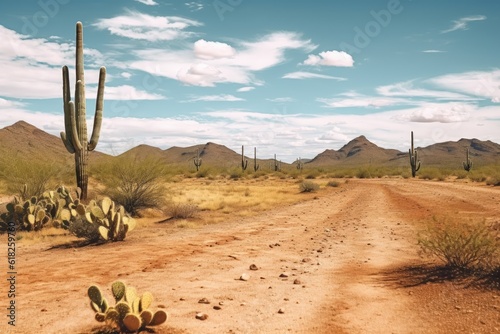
left=273, top=154, right=281, bottom=172
left=241, top=145, right=248, bottom=171
left=409, top=131, right=421, bottom=178
left=193, top=148, right=202, bottom=171
left=463, top=147, right=473, bottom=172
left=60, top=21, right=106, bottom=200
left=296, top=157, right=304, bottom=171
left=253, top=147, right=259, bottom=171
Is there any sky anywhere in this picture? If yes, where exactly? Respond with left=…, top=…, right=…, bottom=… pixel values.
left=0, top=0, right=499, bottom=162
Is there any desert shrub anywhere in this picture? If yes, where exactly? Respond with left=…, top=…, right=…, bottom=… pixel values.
left=94, top=157, right=166, bottom=216
left=0, top=157, right=64, bottom=199
left=418, top=218, right=499, bottom=271
left=326, top=180, right=340, bottom=187
left=299, top=180, right=319, bottom=193
left=196, top=167, right=210, bottom=178
left=164, top=203, right=199, bottom=219
left=356, top=168, right=371, bottom=179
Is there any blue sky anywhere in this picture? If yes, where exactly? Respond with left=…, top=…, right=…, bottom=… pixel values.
left=0, top=0, right=499, bottom=161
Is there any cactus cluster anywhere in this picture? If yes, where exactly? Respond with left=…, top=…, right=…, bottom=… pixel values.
left=60, top=21, right=106, bottom=200
left=463, top=147, right=473, bottom=172
left=193, top=148, right=202, bottom=171
left=87, top=197, right=136, bottom=241
left=409, top=131, right=421, bottom=178
left=88, top=281, right=167, bottom=333
left=0, top=186, right=80, bottom=232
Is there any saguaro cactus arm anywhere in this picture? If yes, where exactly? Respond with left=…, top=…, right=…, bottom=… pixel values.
left=241, top=145, right=248, bottom=171
left=253, top=147, right=259, bottom=171
left=89, top=67, right=106, bottom=151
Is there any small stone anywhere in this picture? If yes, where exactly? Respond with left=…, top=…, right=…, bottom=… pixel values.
left=198, top=298, right=210, bottom=304
left=249, top=264, right=259, bottom=270
left=293, top=279, right=302, bottom=285
left=196, top=313, right=208, bottom=320
left=179, top=298, right=185, bottom=301
left=302, top=258, right=312, bottom=263
left=240, top=273, right=250, bottom=281
left=213, top=305, right=222, bottom=310
left=278, top=308, right=285, bottom=314
left=219, top=301, right=225, bottom=306
left=279, top=273, right=289, bottom=278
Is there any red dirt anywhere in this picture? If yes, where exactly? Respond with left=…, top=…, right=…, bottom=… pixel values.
left=1, top=178, right=499, bottom=333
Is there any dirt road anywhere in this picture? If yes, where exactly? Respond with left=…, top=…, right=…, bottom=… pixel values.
left=1, top=179, right=499, bottom=333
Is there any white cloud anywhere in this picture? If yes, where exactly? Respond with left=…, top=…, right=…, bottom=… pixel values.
left=135, top=0, right=158, bottom=5
left=282, top=71, right=347, bottom=80
left=317, top=92, right=412, bottom=108
left=267, top=97, right=294, bottom=103
left=302, top=50, right=354, bottom=67
left=121, top=72, right=132, bottom=79
left=185, top=2, right=204, bottom=11
left=185, top=94, right=245, bottom=102
left=237, top=86, right=255, bottom=92
left=194, top=39, right=236, bottom=59
left=377, top=81, right=476, bottom=100
left=442, top=15, right=486, bottom=33
left=93, top=10, right=202, bottom=42
left=422, top=49, right=446, bottom=53
left=394, top=102, right=474, bottom=123
left=428, top=69, right=500, bottom=103
left=125, top=31, right=316, bottom=87
left=96, top=85, right=165, bottom=100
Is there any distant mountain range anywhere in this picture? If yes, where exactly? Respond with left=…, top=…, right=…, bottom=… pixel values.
left=1, top=121, right=499, bottom=170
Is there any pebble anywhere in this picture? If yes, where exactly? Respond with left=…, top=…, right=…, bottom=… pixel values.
left=198, top=298, right=210, bottom=304
left=279, top=273, right=289, bottom=278
left=293, top=279, right=302, bottom=285
left=240, top=273, right=250, bottom=281
left=278, top=308, right=285, bottom=314
left=213, top=305, right=222, bottom=310
left=196, top=313, right=208, bottom=320
left=249, top=264, right=259, bottom=270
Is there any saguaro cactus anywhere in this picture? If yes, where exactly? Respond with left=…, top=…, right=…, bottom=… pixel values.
left=409, top=131, right=421, bottom=177
left=241, top=145, right=248, bottom=171
left=253, top=147, right=259, bottom=171
left=60, top=22, right=106, bottom=200
left=273, top=154, right=281, bottom=172
left=193, top=148, right=202, bottom=171
left=463, top=147, right=473, bottom=172
left=296, top=157, right=304, bottom=171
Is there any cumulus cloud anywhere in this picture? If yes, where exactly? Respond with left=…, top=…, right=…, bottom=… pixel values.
left=394, top=102, right=474, bottom=123
left=377, top=81, right=475, bottom=100
left=317, top=92, right=412, bottom=108
left=282, top=71, right=346, bottom=80
left=194, top=39, right=236, bottom=59
left=185, top=2, right=204, bottom=11
left=441, top=15, right=486, bottom=33
left=93, top=10, right=202, bottom=41
left=302, top=50, right=354, bottom=67
left=267, top=97, right=295, bottom=103
left=176, top=63, right=225, bottom=87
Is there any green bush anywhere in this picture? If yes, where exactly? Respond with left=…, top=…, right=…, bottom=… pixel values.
left=418, top=218, right=499, bottom=271
left=94, top=157, right=166, bottom=216
left=326, top=180, right=340, bottom=187
left=299, top=180, right=319, bottom=193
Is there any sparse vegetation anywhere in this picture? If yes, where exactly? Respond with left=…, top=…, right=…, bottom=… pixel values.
left=326, top=180, right=340, bottom=187
left=418, top=218, right=499, bottom=271
left=94, top=157, right=167, bottom=217
left=164, top=202, right=199, bottom=219
left=299, top=180, right=320, bottom=193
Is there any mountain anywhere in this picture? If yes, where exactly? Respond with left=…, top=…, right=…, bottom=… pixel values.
left=1, top=121, right=499, bottom=172
left=0, top=120, right=109, bottom=166
left=415, top=138, right=500, bottom=168
left=307, top=136, right=403, bottom=167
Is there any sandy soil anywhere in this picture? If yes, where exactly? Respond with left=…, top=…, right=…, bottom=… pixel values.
left=1, top=178, right=499, bottom=333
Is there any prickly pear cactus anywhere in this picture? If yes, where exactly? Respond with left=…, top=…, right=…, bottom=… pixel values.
left=87, top=281, right=167, bottom=333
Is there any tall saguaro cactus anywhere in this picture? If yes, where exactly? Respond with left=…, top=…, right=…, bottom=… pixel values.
left=61, top=22, right=106, bottom=200
left=193, top=148, right=202, bottom=171
left=241, top=145, right=248, bottom=171
left=253, top=147, right=259, bottom=172
left=463, top=147, right=473, bottom=172
left=409, top=131, right=421, bottom=178
left=296, top=157, right=304, bottom=171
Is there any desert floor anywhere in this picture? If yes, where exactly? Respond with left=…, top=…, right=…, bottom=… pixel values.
left=1, top=178, right=499, bottom=334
